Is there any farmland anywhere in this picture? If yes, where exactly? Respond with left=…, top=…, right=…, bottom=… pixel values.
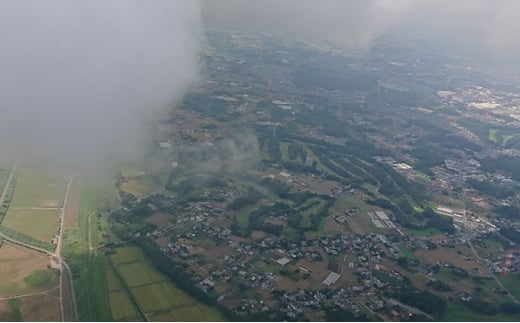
left=0, top=241, right=61, bottom=321
left=110, top=246, right=225, bottom=322
left=0, top=242, right=58, bottom=296
left=2, top=208, right=59, bottom=243
left=109, top=291, right=139, bottom=321
left=9, top=167, right=66, bottom=208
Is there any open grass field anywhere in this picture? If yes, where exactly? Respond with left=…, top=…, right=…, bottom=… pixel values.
left=10, top=167, right=66, bottom=208
left=2, top=208, right=59, bottom=242
left=109, top=291, right=140, bottom=321
left=111, top=246, right=225, bottom=322
left=0, top=242, right=58, bottom=296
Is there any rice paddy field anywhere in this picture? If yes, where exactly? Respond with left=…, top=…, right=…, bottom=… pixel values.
left=109, top=246, right=225, bottom=321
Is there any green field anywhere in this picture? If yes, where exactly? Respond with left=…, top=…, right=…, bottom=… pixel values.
left=150, top=305, right=226, bottom=322
left=489, top=129, right=498, bottom=142
left=10, top=168, right=66, bottom=208
left=443, top=300, right=520, bottom=321
left=111, top=246, right=225, bottom=322
left=118, top=262, right=165, bottom=288
left=62, top=177, right=113, bottom=321
left=132, top=281, right=196, bottom=312
left=109, top=291, right=139, bottom=321
left=2, top=208, right=59, bottom=242
left=498, top=274, right=520, bottom=300
left=106, top=266, right=124, bottom=292
left=23, top=270, right=52, bottom=288
left=110, top=246, right=146, bottom=265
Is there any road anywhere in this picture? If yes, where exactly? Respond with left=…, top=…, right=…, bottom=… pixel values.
left=467, top=238, right=519, bottom=303
left=56, top=174, right=77, bottom=321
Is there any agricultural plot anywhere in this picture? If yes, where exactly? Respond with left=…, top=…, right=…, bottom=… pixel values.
left=132, top=281, right=195, bottom=312
left=109, top=291, right=140, bottom=321
left=9, top=168, right=66, bottom=208
left=107, top=266, right=124, bottom=292
left=110, top=246, right=146, bottom=265
left=118, top=261, right=165, bottom=288
left=0, top=242, right=58, bottom=296
left=2, top=208, right=59, bottom=243
left=110, top=246, right=225, bottom=322
left=150, top=305, right=224, bottom=322
left=18, top=294, right=61, bottom=322
left=110, top=247, right=144, bottom=266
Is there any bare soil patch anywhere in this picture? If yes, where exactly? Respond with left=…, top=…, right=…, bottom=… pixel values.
left=323, top=216, right=342, bottom=233
left=146, top=213, right=172, bottom=227
left=0, top=300, right=12, bottom=321
left=296, top=258, right=330, bottom=282
left=155, top=236, right=170, bottom=248
left=275, top=275, right=308, bottom=292
left=250, top=230, right=267, bottom=240
left=347, top=214, right=374, bottom=234
left=19, top=295, right=61, bottom=322
left=201, top=246, right=232, bottom=260
left=415, top=247, right=488, bottom=274
left=41, top=200, right=58, bottom=207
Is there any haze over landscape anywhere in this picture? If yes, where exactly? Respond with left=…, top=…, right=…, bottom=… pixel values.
left=2, top=0, right=520, bottom=167
left=1, top=1, right=520, bottom=322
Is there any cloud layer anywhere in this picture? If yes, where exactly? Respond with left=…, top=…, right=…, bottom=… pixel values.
left=203, top=0, right=520, bottom=65
left=0, top=0, right=202, bottom=167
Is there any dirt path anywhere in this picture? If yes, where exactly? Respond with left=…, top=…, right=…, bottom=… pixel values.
left=56, top=174, right=78, bottom=321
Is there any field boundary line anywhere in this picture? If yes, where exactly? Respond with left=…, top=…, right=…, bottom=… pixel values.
left=108, top=257, right=148, bottom=321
